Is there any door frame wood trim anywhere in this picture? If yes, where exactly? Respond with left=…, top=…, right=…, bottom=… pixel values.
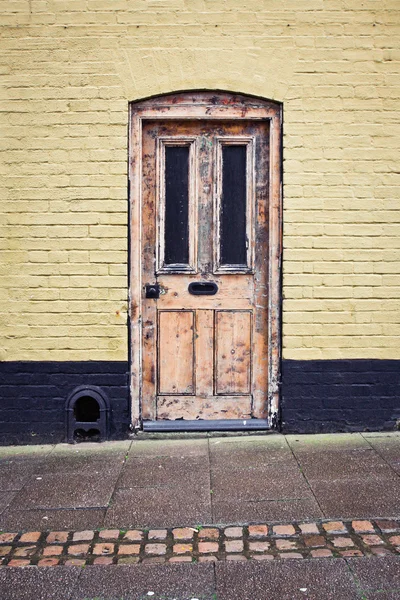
left=128, top=91, right=283, bottom=430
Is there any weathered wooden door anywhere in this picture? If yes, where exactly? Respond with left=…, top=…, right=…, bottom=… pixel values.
left=130, top=93, right=282, bottom=430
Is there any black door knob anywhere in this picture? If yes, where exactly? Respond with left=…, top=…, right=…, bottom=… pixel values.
left=145, top=284, right=160, bottom=299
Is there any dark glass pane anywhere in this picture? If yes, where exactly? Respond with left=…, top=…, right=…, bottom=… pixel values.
left=220, top=145, right=247, bottom=266
left=164, top=146, right=189, bottom=265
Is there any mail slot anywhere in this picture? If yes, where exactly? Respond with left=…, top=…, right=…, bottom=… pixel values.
left=188, top=281, right=218, bottom=295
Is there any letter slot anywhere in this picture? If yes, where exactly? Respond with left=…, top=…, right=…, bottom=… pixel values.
left=188, top=281, right=218, bottom=296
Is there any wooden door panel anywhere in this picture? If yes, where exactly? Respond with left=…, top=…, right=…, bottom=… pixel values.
left=215, top=310, right=252, bottom=395
left=158, top=296, right=251, bottom=310
left=158, top=311, right=195, bottom=395
left=157, top=395, right=252, bottom=420
left=157, top=274, right=254, bottom=300
left=195, top=310, right=214, bottom=397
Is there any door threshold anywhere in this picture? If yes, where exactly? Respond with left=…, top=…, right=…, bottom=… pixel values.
left=142, top=419, right=270, bottom=432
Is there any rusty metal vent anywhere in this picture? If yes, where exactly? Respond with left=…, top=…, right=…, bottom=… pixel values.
left=66, top=385, right=110, bottom=443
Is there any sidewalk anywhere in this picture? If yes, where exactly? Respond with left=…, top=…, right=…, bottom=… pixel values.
left=0, top=432, right=399, bottom=599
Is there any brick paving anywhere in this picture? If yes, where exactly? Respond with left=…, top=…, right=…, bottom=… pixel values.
left=0, top=519, right=399, bottom=567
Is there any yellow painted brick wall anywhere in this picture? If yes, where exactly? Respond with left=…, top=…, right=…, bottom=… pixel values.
left=0, top=0, right=399, bottom=361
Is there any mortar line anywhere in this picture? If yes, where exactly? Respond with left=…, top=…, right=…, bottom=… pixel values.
left=344, top=557, right=370, bottom=600
left=67, top=568, right=84, bottom=600
left=207, top=436, right=215, bottom=525
left=361, top=433, right=400, bottom=480
left=12, top=506, right=109, bottom=513
left=212, top=561, right=218, bottom=599
left=101, top=439, right=134, bottom=525
left=283, top=435, right=326, bottom=519
left=45, top=444, right=60, bottom=458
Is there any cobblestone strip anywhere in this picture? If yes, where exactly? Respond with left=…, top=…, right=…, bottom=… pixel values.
left=0, top=520, right=399, bottom=567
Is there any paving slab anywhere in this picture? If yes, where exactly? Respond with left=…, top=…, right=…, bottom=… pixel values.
left=286, top=433, right=400, bottom=519
left=50, top=440, right=131, bottom=457
left=362, top=435, right=400, bottom=475
left=346, top=555, right=400, bottom=591
left=0, top=447, right=55, bottom=493
left=0, top=458, right=47, bottom=492
left=292, top=448, right=395, bottom=481
left=209, top=435, right=291, bottom=457
left=119, top=455, right=210, bottom=490
left=210, top=463, right=314, bottom=502
left=68, top=563, right=216, bottom=600
left=34, top=454, right=127, bottom=475
left=309, top=476, right=400, bottom=519
left=286, top=433, right=371, bottom=453
left=215, top=557, right=363, bottom=600
left=0, top=566, right=81, bottom=600
left=212, top=497, right=323, bottom=523
left=130, top=437, right=209, bottom=458
left=0, top=508, right=106, bottom=531
left=8, top=470, right=120, bottom=510
left=104, top=485, right=212, bottom=528
left=210, top=449, right=294, bottom=469
left=0, top=446, right=54, bottom=459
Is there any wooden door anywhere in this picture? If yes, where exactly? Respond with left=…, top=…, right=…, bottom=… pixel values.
left=141, top=118, right=269, bottom=423
left=129, top=92, right=282, bottom=430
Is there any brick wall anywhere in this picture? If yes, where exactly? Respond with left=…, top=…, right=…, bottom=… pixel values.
left=281, top=359, right=400, bottom=433
left=0, top=2, right=399, bottom=437
left=0, top=361, right=129, bottom=445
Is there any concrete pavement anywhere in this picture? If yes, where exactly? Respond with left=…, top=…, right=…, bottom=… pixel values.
left=1, top=432, right=400, bottom=530
left=0, top=431, right=399, bottom=599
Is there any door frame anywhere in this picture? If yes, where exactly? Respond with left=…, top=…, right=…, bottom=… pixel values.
left=128, top=91, right=283, bottom=431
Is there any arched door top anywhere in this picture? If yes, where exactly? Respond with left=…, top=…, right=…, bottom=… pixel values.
left=130, top=90, right=282, bottom=122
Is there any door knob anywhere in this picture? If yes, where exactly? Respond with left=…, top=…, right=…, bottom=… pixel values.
left=145, top=284, right=160, bottom=299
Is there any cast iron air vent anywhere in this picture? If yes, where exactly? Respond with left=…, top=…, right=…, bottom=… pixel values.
left=66, top=385, right=110, bottom=443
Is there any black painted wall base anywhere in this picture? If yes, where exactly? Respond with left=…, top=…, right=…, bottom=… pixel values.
left=281, top=359, right=400, bottom=433
left=0, top=359, right=399, bottom=444
left=0, top=362, right=130, bottom=445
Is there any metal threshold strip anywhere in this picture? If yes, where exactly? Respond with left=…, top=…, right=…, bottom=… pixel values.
left=142, top=419, right=270, bottom=432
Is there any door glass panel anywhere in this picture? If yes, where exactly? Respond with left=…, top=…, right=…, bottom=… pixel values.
left=164, top=145, right=190, bottom=266
left=220, top=145, right=247, bottom=266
